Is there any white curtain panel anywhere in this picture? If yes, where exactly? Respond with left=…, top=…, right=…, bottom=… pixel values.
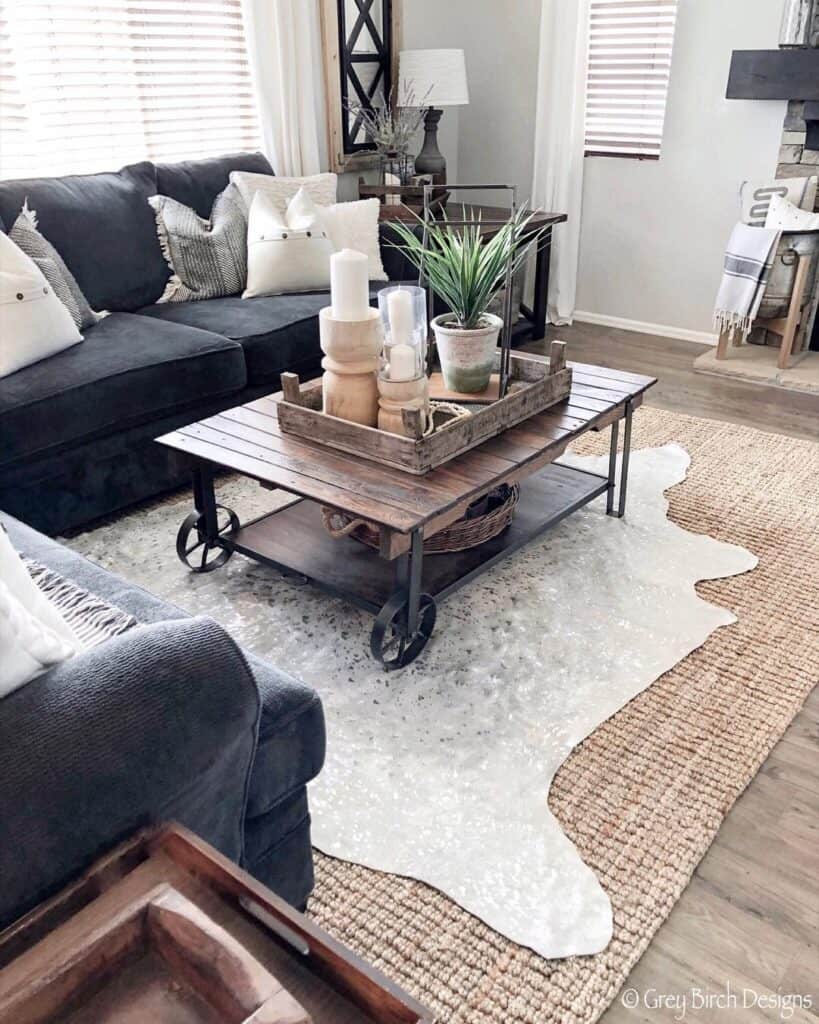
left=531, top=0, right=590, bottom=325
left=241, top=0, right=326, bottom=176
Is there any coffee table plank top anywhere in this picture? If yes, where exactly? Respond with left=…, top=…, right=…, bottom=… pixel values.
left=157, top=360, right=655, bottom=535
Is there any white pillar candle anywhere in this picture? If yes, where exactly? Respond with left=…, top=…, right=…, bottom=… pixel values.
left=330, top=249, right=370, bottom=321
left=387, top=287, right=414, bottom=345
left=389, top=343, right=417, bottom=381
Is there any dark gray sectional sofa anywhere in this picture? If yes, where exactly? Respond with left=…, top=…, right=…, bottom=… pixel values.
left=0, top=152, right=409, bottom=534
left=1, top=511, right=326, bottom=928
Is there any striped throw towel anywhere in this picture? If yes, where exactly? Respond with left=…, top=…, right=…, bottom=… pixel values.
left=714, top=223, right=781, bottom=341
left=25, top=559, right=136, bottom=648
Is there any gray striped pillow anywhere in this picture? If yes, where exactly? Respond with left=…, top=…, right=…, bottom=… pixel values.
left=9, top=202, right=101, bottom=330
left=148, top=183, right=248, bottom=303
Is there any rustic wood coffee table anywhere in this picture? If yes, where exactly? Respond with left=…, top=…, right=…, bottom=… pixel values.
left=157, top=358, right=655, bottom=669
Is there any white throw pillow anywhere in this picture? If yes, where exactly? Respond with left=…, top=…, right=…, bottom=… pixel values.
left=0, top=526, right=82, bottom=697
left=0, top=232, right=82, bottom=379
left=764, top=192, right=819, bottom=232
left=244, top=188, right=335, bottom=298
left=230, top=170, right=337, bottom=214
left=740, top=176, right=817, bottom=227
left=317, top=197, right=388, bottom=282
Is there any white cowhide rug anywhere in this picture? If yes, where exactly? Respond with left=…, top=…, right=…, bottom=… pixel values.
left=66, top=444, right=756, bottom=960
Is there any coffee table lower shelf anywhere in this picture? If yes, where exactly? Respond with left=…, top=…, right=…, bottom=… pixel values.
left=176, top=461, right=614, bottom=670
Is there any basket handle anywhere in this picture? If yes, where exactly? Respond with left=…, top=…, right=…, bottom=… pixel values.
left=321, top=507, right=371, bottom=539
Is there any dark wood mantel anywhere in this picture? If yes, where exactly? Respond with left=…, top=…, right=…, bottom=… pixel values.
left=726, top=48, right=819, bottom=101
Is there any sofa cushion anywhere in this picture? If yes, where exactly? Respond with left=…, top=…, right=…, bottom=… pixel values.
left=155, top=152, right=274, bottom=219
left=138, top=292, right=327, bottom=384
left=0, top=312, right=246, bottom=467
left=137, top=285, right=384, bottom=386
left=0, top=162, right=170, bottom=312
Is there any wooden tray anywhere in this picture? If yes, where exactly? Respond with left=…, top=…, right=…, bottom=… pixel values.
left=278, top=343, right=572, bottom=476
left=0, top=825, right=433, bottom=1024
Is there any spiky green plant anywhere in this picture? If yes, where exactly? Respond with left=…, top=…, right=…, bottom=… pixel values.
left=388, top=206, right=548, bottom=330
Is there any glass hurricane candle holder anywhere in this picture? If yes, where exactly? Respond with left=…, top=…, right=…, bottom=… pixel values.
left=378, top=285, right=427, bottom=381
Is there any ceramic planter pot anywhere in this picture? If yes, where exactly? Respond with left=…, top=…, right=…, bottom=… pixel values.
left=431, top=313, right=502, bottom=393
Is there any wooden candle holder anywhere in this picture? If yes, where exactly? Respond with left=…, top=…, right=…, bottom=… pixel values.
left=377, top=374, right=430, bottom=437
left=319, top=307, right=382, bottom=427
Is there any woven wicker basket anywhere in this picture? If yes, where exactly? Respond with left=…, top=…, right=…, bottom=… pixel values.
left=321, top=484, right=520, bottom=555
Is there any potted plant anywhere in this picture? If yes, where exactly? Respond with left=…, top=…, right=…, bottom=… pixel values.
left=388, top=207, right=547, bottom=393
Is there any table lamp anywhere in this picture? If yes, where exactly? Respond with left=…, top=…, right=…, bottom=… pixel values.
left=398, top=49, right=469, bottom=185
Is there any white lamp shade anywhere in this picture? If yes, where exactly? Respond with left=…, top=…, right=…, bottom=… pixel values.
left=398, top=49, right=469, bottom=108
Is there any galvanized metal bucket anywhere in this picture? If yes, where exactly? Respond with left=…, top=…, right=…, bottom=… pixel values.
left=759, top=230, right=819, bottom=320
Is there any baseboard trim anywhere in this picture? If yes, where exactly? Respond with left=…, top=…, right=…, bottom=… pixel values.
left=573, top=311, right=718, bottom=346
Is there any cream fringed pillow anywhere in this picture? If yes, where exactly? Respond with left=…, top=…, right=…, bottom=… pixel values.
left=244, top=188, right=334, bottom=298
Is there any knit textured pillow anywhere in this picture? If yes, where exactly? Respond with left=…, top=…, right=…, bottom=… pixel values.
left=148, top=183, right=248, bottom=303
left=8, top=202, right=101, bottom=330
left=230, top=170, right=338, bottom=215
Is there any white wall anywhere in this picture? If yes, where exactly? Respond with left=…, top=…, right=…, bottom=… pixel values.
left=400, top=0, right=787, bottom=342
left=429, top=0, right=542, bottom=204
left=576, top=0, right=785, bottom=340
left=363, top=0, right=542, bottom=205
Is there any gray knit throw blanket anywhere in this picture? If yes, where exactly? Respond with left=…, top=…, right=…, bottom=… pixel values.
left=25, top=560, right=136, bottom=648
left=714, top=222, right=781, bottom=341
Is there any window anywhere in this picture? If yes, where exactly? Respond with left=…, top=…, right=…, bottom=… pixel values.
left=584, top=0, right=678, bottom=159
left=0, top=0, right=262, bottom=179
left=319, top=0, right=399, bottom=173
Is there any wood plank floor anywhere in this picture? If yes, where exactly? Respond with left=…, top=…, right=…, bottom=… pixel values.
left=523, top=322, right=819, bottom=443
left=523, top=324, right=819, bottom=1023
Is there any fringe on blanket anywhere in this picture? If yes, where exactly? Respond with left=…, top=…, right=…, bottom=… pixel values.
left=713, top=310, right=754, bottom=341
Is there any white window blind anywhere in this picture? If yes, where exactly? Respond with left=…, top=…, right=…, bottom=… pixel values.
left=584, top=0, right=678, bottom=159
left=0, top=0, right=262, bottom=180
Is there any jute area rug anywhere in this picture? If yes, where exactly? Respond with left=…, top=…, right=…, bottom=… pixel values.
left=306, top=407, right=819, bottom=1024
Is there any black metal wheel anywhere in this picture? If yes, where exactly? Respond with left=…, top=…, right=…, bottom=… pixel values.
left=370, top=591, right=436, bottom=670
left=176, top=505, right=239, bottom=573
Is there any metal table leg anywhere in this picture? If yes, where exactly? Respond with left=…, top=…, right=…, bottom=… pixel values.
left=370, top=529, right=437, bottom=670
left=606, top=401, right=634, bottom=520
left=176, top=459, right=239, bottom=572
left=531, top=227, right=552, bottom=341
left=606, top=418, right=619, bottom=516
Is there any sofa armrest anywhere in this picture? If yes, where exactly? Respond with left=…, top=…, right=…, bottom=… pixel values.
left=0, top=616, right=260, bottom=928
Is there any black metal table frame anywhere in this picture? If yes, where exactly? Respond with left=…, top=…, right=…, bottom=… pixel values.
left=518, top=227, right=552, bottom=342
left=176, top=402, right=633, bottom=670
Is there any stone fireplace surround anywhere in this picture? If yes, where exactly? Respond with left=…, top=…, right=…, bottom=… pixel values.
left=778, top=101, right=819, bottom=208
